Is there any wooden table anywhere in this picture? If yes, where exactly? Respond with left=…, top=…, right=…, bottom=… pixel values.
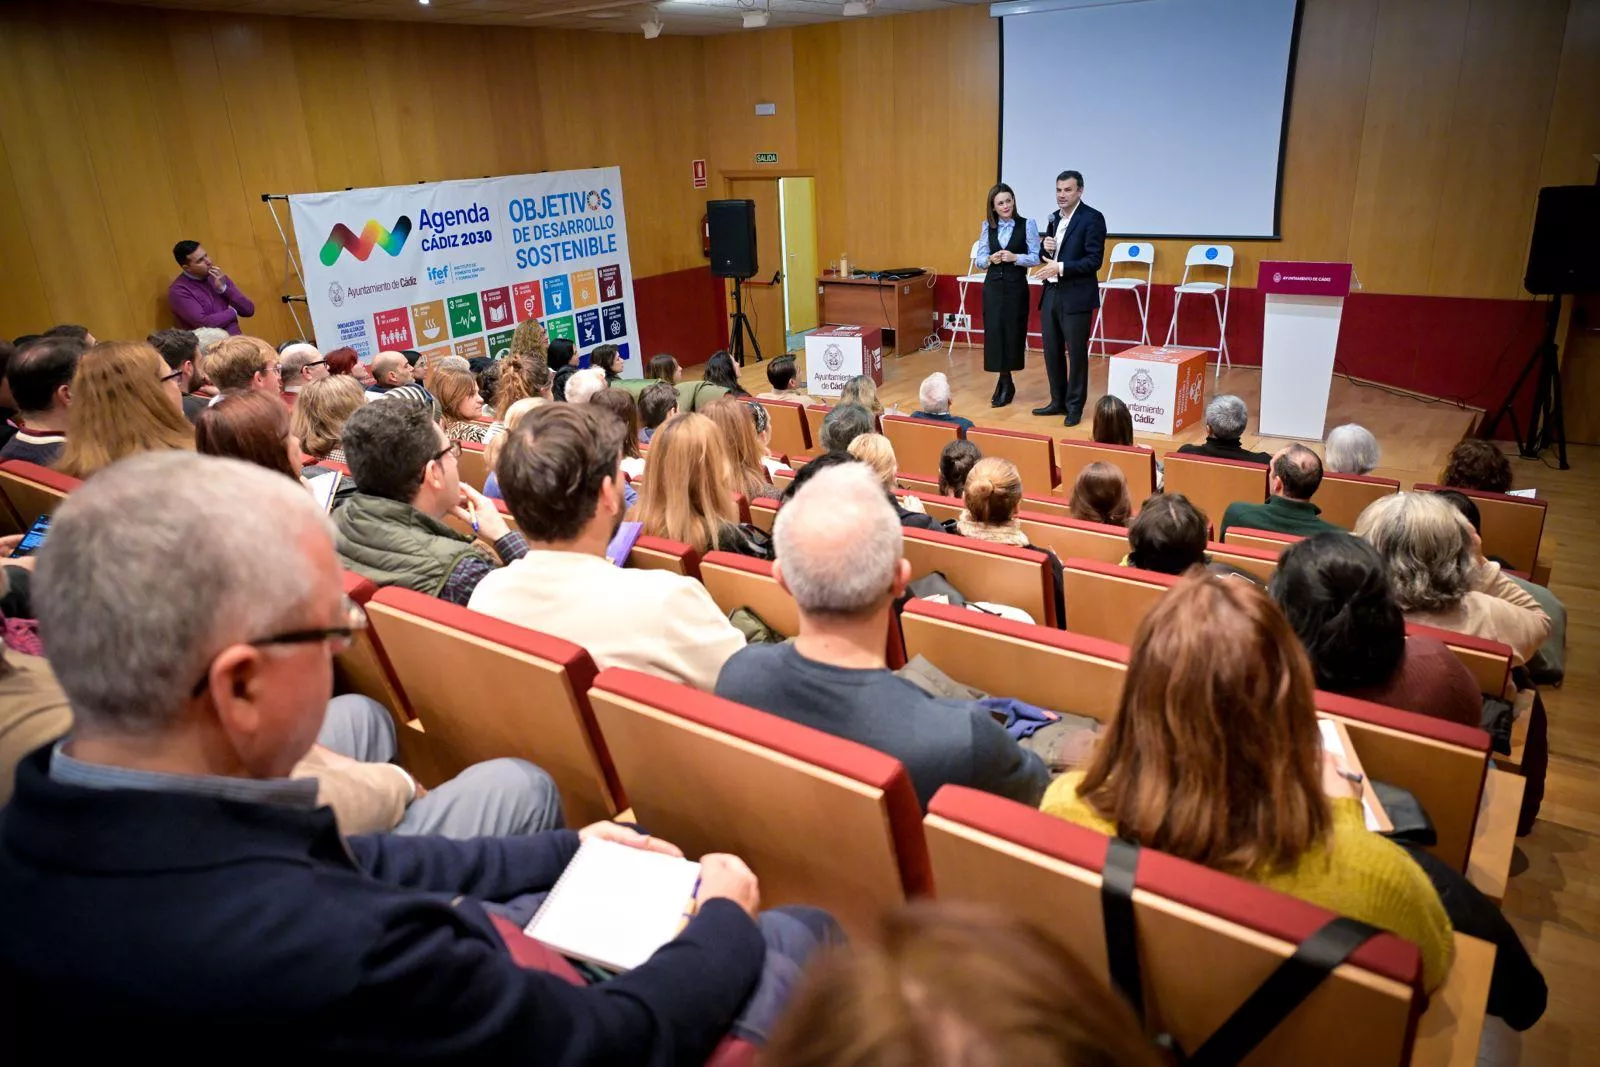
left=816, top=275, right=936, bottom=353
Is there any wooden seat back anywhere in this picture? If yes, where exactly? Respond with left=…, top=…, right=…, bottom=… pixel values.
left=1017, top=512, right=1130, bottom=567
left=752, top=398, right=812, bottom=458
left=1061, top=558, right=1178, bottom=644
left=457, top=440, right=489, bottom=492
left=802, top=405, right=832, bottom=455
left=882, top=414, right=960, bottom=480
left=965, top=426, right=1058, bottom=492
left=1315, top=471, right=1399, bottom=530
left=1162, top=453, right=1269, bottom=533
left=697, top=551, right=800, bottom=636
left=1414, top=483, right=1547, bottom=574
left=1223, top=527, right=1303, bottom=555
left=625, top=534, right=702, bottom=579
left=1205, top=541, right=1282, bottom=582
left=0, top=460, right=79, bottom=534
left=903, top=526, right=1057, bottom=627
left=1057, top=438, right=1158, bottom=504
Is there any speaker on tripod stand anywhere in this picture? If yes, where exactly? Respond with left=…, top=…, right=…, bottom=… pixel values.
left=1481, top=185, right=1600, bottom=470
left=707, top=199, right=763, bottom=365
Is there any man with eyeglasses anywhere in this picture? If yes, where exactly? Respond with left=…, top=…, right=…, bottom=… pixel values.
left=1, top=450, right=830, bottom=1059
left=334, top=399, right=520, bottom=605
left=277, top=341, right=328, bottom=405
left=148, top=328, right=211, bottom=423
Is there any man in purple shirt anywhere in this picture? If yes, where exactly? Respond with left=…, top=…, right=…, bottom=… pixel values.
left=167, top=240, right=255, bottom=335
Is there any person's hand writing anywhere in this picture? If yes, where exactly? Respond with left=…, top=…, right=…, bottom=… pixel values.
left=1320, top=749, right=1362, bottom=800
left=579, top=821, right=685, bottom=858
left=456, top=483, right=510, bottom=542
left=696, top=853, right=760, bottom=918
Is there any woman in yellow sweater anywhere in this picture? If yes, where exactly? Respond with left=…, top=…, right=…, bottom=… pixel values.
left=1040, top=573, right=1455, bottom=990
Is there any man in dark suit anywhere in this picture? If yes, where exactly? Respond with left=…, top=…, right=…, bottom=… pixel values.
left=1031, top=171, right=1107, bottom=426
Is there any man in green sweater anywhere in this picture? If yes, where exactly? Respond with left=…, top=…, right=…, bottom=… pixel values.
left=1220, top=443, right=1345, bottom=539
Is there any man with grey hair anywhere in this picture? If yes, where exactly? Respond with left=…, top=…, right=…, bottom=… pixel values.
left=278, top=342, right=328, bottom=399
left=1324, top=423, right=1380, bottom=475
left=715, top=463, right=1049, bottom=809
left=2, top=451, right=811, bottom=1059
left=1220, top=443, right=1344, bottom=539
left=910, top=371, right=974, bottom=433
left=1175, top=393, right=1272, bottom=464
left=818, top=401, right=874, bottom=454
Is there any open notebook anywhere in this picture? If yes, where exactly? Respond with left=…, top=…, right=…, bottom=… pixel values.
left=1318, top=718, right=1393, bottom=834
left=524, top=838, right=702, bottom=972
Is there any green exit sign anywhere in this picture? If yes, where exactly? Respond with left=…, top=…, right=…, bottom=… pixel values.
left=754, top=152, right=779, bottom=164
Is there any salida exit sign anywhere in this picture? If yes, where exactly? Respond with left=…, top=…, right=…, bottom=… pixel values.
left=754, top=152, right=778, bottom=164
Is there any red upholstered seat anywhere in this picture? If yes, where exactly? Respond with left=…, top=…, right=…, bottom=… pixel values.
left=0, top=459, right=81, bottom=532
left=588, top=668, right=932, bottom=937
left=626, top=534, right=702, bottom=579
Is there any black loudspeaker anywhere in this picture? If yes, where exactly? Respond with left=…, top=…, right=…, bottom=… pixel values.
left=1525, top=186, right=1600, bottom=296
left=707, top=199, right=758, bottom=279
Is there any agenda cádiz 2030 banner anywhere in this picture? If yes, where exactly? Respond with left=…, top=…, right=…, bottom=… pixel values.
left=289, top=167, right=640, bottom=371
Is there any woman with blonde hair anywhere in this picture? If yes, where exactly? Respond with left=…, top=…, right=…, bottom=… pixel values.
left=290, top=375, right=366, bottom=464
left=1067, top=461, right=1132, bottom=527
left=57, top=341, right=194, bottom=479
left=956, top=455, right=1063, bottom=620
left=839, top=374, right=887, bottom=416
left=631, top=413, right=770, bottom=559
left=432, top=367, right=490, bottom=444
left=702, top=397, right=775, bottom=501
left=1042, top=573, right=1455, bottom=991
left=847, top=433, right=934, bottom=529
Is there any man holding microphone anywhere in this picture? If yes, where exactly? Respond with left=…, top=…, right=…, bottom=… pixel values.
left=168, top=239, right=256, bottom=336
left=1030, top=171, right=1106, bottom=427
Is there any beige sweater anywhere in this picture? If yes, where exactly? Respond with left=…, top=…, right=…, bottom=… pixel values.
left=1406, top=561, right=1552, bottom=666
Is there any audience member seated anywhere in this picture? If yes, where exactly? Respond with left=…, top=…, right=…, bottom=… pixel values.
left=324, top=345, right=376, bottom=387
left=911, top=371, right=974, bottom=432
left=57, top=341, right=195, bottom=479
left=950, top=457, right=1065, bottom=618
left=1174, top=394, right=1272, bottom=464
left=756, top=354, right=813, bottom=403
left=2, top=450, right=829, bottom=1059
left=278, top=343, right=327, bottom=401
left=204, top=335, right=282, bottom=398
left=148, top=328, right=211, bottom=422
left=589, top=387, right=647, bottom=480
left=420, top=353, right=470, bottom=390
left=1269, top=533, right=1481, bottom=726
left=819, top=402, right=874, bottom=454
left=1435, top=490, right=1565, bottom=685
left=365, top=351, right=414, bottom=395
left=1441, top=438, right=1513, bottom=494
left=1041, top=573, right=1455, bottom=990
left=632, top=413, right=772, bottom=559
left=549, top=338, right=578, bottom=402
left=848, top=433, right=934, bottom=529
left=639, top=380, right=679, bottom=444
left=839, top=374, right=887, bottom=417
left=42, top=323, right=95, bottom=346
left=762, top=901, right=1162, bottom=1067
left=938, top=439, right=982, bottom=497
left=590, top=343, right=624, bottom=384
left=1123, top=494, right=1260, bottom=584
left=488, top=345, right=551, bottom=443
left=475, top=359, right=500, bottom=414
left=483, top=398, right=545, bottom=500
left=746, top=400, right=795, bottom=480
left=1219, top=444, right=1343, bottom=539
left=1324, top=423, right=1380, bottom=475
left=0, top=340, right=17, bottom=448
left=432, top=367, right=491, bottom=444
left=335, top=401, right=520, bottom=604
left=702, top=350, right=751, bottom=397
left=562, top=366, right=609, bottom=406
left=704, top=397, right=777, bottom=501
left=470, top=405, right=746, bottom=690
left=1093, top=394, right=1162, bottom=489
left=778, top=449, right=857, bottom=504
left=195, top=391, right=308, bottom=484
left=0, top=336, right=81, bottom=466
left=291, top=375, right=367, bottom=465
left=1355, top=492, right=1550, bottom=665
left=716, top=464, right=1049, bottom=808
left=648, top=352, right=684, bottom=384
left=1066, top=461, right=1132, bottom=527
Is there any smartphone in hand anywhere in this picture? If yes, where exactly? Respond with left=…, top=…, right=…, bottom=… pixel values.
left=9, top=515, right=51, bottom=558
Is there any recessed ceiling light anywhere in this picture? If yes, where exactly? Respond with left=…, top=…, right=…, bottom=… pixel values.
left=843, top=0, right=874, bottom=14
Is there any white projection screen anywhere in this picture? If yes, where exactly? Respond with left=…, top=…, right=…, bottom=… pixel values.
left=995, top=0, right=1300, bottom=238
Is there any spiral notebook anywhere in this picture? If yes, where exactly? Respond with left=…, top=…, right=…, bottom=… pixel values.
left=523, top=838, right=703, bottom=972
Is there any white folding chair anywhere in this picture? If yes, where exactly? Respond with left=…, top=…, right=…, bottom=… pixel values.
left=1088, top=241, right=1155, bottom=355
left=947, top=255, right=985, bottom=360
left=1163, top=243, right=1234, bottom=379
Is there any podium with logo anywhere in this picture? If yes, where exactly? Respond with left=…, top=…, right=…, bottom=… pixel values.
left=1106, top=345, right=1208, bottom=435
left=1257, top=261, right=1355, bottom=440
left=804, top=325, right=883, bottom=399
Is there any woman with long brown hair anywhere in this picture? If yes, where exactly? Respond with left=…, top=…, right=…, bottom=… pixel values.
left=1042, top=573, right=1454, bottom=990
left=590, top=387, right=645, bottom=480
left=57, top=341, right=195, bottom=479
left=432, top=367, right=490, bottom=444
left=1066, top=461, right=1132, bottom=526
left=630, top=412, right=770, bottom=559
left=291, top=375, right=366, bottom=464
left=701, top=397, right=773, bottom=500
left=195, top=390, right=302, bottom=482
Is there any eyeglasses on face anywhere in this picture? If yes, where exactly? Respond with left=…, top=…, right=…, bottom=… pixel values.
left=188, top=598, right=368, bottom=697
left=160, top=368, right=185, bottom=384
left=435, top=440, right=462, bottom=462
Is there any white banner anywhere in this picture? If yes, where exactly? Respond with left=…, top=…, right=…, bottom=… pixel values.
left=288, top=168, right=640, bottom=372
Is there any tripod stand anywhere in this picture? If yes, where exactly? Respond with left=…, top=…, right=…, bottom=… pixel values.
left=729, top=275, right=763, bottom=367
left=1481, top=295, right=1568, bottom=470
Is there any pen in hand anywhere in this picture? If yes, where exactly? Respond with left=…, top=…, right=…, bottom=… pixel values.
left=677, top=875, right=702, bottom=934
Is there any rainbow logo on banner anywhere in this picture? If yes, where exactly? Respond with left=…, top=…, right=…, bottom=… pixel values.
left=319, top=216, right=413, bottom=266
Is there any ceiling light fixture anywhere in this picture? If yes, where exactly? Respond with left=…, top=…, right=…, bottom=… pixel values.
left=842, top=0, right=874, bottom=15
left=739, top=0, right=770, bottom=28
left=641, top=9, right=664, bottom=37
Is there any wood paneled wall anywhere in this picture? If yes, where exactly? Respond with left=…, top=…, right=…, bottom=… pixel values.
left=0, top=1, right=711, bottom=342
left=702, top=0, right=1600, bottom=301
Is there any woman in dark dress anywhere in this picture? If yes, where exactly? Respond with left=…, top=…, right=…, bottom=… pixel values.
left=973, top=183, right=1040, bottom=408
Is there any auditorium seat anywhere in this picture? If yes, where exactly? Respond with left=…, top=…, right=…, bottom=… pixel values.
left=749, top=495, right=779, bottom=532
left=625, top=534, right=702, bottom=579
left=924, top=786, right=1493, bottom=1067
left=1162, top=452, right=1269, bottom=534
left=1223, top=527, right=1303, bottom=554
left=903, top=526, right=1057, bottom=627
left=697, top=551, right=799, bottom=636
left=587, top=668, right=933, bottom=936
left=882, top=414, right=960, bottom=479
left=457, top=440, right=489, bottom=492
left=771, top=468, right=796, bottom=491
left=803, top=405, right=831, bottom=455
left=1407, top=622, right=1512, bottom=699
left=908, top=491, right=962, bottom=524
left=896, top=470, right=940, bottom=496
left=363, top=586, right=625, bottom=826
left=1414, top=483, right=1547, bottom=576
left=1205, top=540, right=1282, bottom=582
left=1019, top=492, right=1075, bottom=519
left=441, top=496, right=520, bottom=551
left=335, top=571, right=443, bottom=786
left=1315, top=471, right=1400, bottom=530
left=0, top=460, right=80, bottom=534
left=1060, top=557, right=1177, bottom=643
left=752, top=398, right=812, bottom=458
left=965, top=426, right=1059, bottom=491
left=731, top=492, right=752, bottom=526
left=1016, top=511, right=1130, bottom=567
left=1055, top=438, right=1158, bottom=503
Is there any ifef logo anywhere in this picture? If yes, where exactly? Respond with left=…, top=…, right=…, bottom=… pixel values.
left=320, top=216, right=413, bottom=266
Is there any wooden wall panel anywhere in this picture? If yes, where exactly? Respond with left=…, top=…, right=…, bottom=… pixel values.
left=1539, top=0, right=1600, bottom=188
left=703, top=31, right=798, bottom=175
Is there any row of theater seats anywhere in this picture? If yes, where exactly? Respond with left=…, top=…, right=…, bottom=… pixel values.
left=747, top=396, right=1552, bottom=579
